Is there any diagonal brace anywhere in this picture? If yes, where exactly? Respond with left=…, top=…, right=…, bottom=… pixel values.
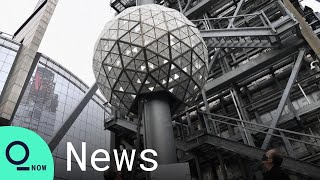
left=261, top=48, right=306, bottom=150
left=48, top=83, right=98, bottom=152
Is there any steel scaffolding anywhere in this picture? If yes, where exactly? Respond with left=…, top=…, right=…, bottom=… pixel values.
left=105, top=0, right=320, bottom=179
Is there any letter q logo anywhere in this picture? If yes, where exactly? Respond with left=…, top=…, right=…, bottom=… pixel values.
left=5, top=141, right=30, bottom=171
left=0, top=126, right=54, bottom=180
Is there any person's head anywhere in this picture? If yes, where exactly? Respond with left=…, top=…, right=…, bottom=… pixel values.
left=261, top=149, right=283, bottom=170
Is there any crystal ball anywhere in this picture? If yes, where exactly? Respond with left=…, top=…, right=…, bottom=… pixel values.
left=93, top=4, right=208, bottom=114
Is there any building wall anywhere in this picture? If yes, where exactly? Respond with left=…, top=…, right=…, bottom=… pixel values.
left=12, top=54, right=111, bottom=180
left=0, top=0, right=59, bottom=124
left=34, top=0, right=47, bottom=11
left=0, top=34, right=21, bottom=97
left=0, top=33, right=111, bottom=179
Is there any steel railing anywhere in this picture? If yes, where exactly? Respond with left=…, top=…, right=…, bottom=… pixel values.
left=175, top=109, right=320, bottom=159
left=191, top=11, right=277, bottom=32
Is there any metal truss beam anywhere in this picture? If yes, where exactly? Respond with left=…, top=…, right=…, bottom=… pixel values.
left=204, top=38, right=304, bottom=96
left=105, top=117, right=144, bottom=134
left=48, top=83, right=98, bottom=152
left=206, top=40, right=275, bottom=48
left=105, top=116, right=193, bottom=136
left=205, top=0, right=245, bottom=75
left=201, top=27, right=275, bottom=38
left=261, top=48, right=306, bottom=150
left=184, top=0, right=220, bottom=18
left=202, top=15, right=297, bottom=50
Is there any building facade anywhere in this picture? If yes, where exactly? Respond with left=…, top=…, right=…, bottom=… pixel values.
left=0, top=33, right=20, bottom=96
left=0, top=0, right=59, bottom=125
left=0, top=33, right=111, bottom=180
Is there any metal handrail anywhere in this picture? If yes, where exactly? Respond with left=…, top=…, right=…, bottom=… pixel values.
left=199, top=110, right=320, bottom=141
left=206, top=116, right=320, bottom=148
left=174, top=110, right=320, bottom=156
left=191, top=12, right=276, bottom=31
left=191, top=13, right=262, bottom=22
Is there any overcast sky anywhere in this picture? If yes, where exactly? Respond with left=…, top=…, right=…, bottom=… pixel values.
left=0, top=0, right=115, bottom=87
left=0, top=0, right=319, bottom=87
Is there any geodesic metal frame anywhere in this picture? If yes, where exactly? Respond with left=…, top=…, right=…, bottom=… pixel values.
left=93, top=4, right=208, bottom=115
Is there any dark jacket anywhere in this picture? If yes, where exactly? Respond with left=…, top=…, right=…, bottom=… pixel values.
left=263, top=166, right=290, bottom=180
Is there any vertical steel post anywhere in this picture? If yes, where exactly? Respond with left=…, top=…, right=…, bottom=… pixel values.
left=243, top=87, right=263, bottom=124
left=131, top=99, right=144, bottom=180
left=179, top=117, right=185, bottom=141
left=220, top=98, right=236, bottom=137
left=143, top=93, right=177, bottom=164
left=109, top=132, right=117, bottom=171
left=201, top=89, right=218, bottom=135
left=238, top=158, right=247, bottom=179
left=230, top=89, right=251, bottom=145
left=232, top=85, right=256, bottom=145
left=217, top=151, right=228, bottom=180
left=195, top=156, right=203, bottom=180
left=186, top=108, right=194, bottom=135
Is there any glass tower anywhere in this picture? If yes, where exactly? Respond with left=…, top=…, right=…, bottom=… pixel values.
left=11, top=54, right=111, bottom=180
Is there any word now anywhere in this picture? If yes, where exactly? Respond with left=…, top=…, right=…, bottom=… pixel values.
left=67, top=142, right=158, bottom=172
left=32, top=165, right=46, bottom=171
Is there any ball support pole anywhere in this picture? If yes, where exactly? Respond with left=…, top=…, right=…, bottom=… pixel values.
left=137, top=0, right=177, bottom=165
left=135, top=0, right=177, bottom=164
left=93, top=3, right=209, bottom=176
left=142, top=93, right=177, bottom=165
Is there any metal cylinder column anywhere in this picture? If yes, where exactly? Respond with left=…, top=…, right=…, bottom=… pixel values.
left=143, top=93, right=177, bottom=164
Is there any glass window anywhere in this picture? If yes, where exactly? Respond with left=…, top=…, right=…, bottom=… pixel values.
left=12, top=54, right=109, bottom=180
left=0, top=36, right=20, bottom=96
